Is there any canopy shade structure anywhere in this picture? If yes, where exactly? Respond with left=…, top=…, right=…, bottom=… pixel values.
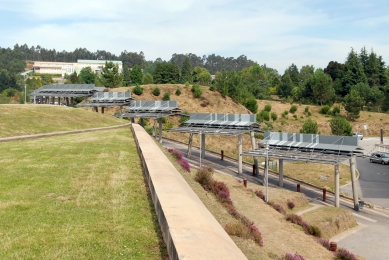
left=29, top=84, right=105, bottom=99
left=76, top=92, right=133, bottom=107
left=169, top=113, right=261, bottom=174
left=242, top=131, right=364, bottom=210
left=118, top=101, right=184, bottom=119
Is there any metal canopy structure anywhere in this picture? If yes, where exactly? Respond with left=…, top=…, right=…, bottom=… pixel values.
left=29, top=84, right=106, bottom=105
left=76, top=92, right=134, bottom=113
left=119, top=101, right=184, bottom=143
left=242, top=131, right=363, bottom=210
left=169, top=113, right=261, bottom=174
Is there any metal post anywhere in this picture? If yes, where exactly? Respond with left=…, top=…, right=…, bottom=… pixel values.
left=297, top=183, right=300, bottom=192
left=265, top=142, right=269, bottom=202
left=279, top=158, right=284, bottom=187
left=201, top=133, right=206, bottom=159
left=350, top=156, right=359, bottom=210
left=199, top=133, right=202, bottom=168
left=381, top=129, right=384, bottom=145
left=152, top=119, right=156, bottom=137
left=101, top=107, right=104, bottom=114
left=323, top=188, right=327, bottom=202
left=335, top=164, right=340, bottom=207
left=238, top=134, right=243, bottom=174
left=24, top=84, right=26, bottom=104
left=187, top=133, right=193, bottom=158
left=158, top=117, right=162, bottom=143
left=221, top=150, right=224, bottom=160
left=34, top=95, right=36, bottom=104
left=250, top=131, right=259, bottom=177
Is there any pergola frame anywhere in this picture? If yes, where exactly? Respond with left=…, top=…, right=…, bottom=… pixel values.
left=243, top=131, right=364, bottom=210
left=29, top=84, right=105, bottom=106
left=169, top=113, right=261, bottom=174
left=118, top=101, right=184, bottom=143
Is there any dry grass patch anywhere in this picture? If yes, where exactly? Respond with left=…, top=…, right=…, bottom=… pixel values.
left=283, top=162, right=352, bottom=191
left=0, top=104, right=126, bottom=138
left=302, top=207, right=357, bottom=239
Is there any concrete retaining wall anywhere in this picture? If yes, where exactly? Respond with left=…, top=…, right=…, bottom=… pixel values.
left=131, top=124, right=247, bottom=260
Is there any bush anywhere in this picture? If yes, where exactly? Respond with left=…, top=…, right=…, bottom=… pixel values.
left=335, top=249, right=358, bottom=260
left=287, top=200, right=295, bottom=209
left=300, top=119, right=319, bottom=134
left=304, top=106, right=310, bottom=113
left=261, top=110, right=270, bottom=121
left=191, top=84, right=202, bottom=98
left=132, top=84, right=143, bottom=95
left=264, top=121, right=273, bottom=130
left=320, top=105, right=331, bottom=114
left=162, top=92, right=170, bottom=101
left=278, top=252, right=305, bottom=260
left=282, top=110, right=289, bottom=118
left=167, top=148, right=190, bottom=172
left=264, top=104, right=272, bottom=112
left=209, top=85, right=215, bottom=91
left=254, top=133, right=264, bottom=139
left=269, top=202, right=286, bottom=215
left=152, top=87, right=160, bottom=96
left=316, top=238, right=331, bottom=251
left=161, top=117, right=167, bottom=124
left=332, top=105, right=341, bottom=115
left=195, top=167, right=214, bottom=187
left=175, top=88, right=181, bottom=96
left=254, top=190, right=266, bottom=201
left=244, top=97, right=258, bottom=113
left=293, top=114, right=297, bottom=119
left=271, top=112, right=278, bottom=121
left=289, top=105, right=297, bottom=113
left=167, top=148, right=183, bottom=160
left=185, top=81, right=190, bottom=87
left=307, top=111, right=312, bottom=116
left=307, top=225, right=321, bottom=237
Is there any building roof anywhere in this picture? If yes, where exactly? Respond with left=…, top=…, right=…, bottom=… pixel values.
left=77, top=59, right=123, bottom=64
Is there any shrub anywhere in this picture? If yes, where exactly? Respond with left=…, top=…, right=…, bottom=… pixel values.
left=244, top=97, right=258, bottom=113
left=195, top=166, right=214, bottom=187
left=185, top=81, right=190, bottom=87
left=304, top=106, right=310, bottom=113
left=300, top=119, right=319, bottom=134
left=316, top=238, right=331, bottom=251
left=260, top=110, right=270, bottom=121
left=320, top=105, right=331, bottom=114
left=162, top=92, right=170, bottom=101
left=282, top=110, right=289, bottom=118
left=254, top=190, right=266, bottom=201
left=307, top=111, right=312, bottom=116
left=271, top=112, right=278, bottom=121
left=289, top=105, right=297, bottom=113
left=332, top=105, right=341, bottom=115
left=286, top=214, right=310, bottom=234
left=326, top=109, right=332, bottom=115
left=269, top=202, right=286, bottom=215
left=307, top=225, right=321, bottom=237
left=264, top=121, right=273, bottom=130
left=335, top=248, right=358, bottom=260
left=167, top=148, right=183, bottom=160
left=254, top=133, right=264, bottom=139
left=293, top=114, right=297, bottom=119
left=132, top=84, right=143, bottom=95
left=278, top=252, right=305, bottom=260
left=179, top=112, right=189, bottom=124
left=152, top=87, right=160, bottom=96
left=175, top=88, right=181, bottom=96
left=287, top=200, right=295, bottom=209
left=191, top=84, right=202, bottom=98
left=167, top=148, right=190, bottom=172
left=177, top=158, right=190, bottom=172
left=224, top=222, right=250, bottom=239
left=209, top=85, right=215, bottom=91
left=161, top=117, right=167, bottom=124
left=264, top=104, right=272, bottom=112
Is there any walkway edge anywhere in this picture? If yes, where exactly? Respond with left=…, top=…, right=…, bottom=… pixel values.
left=132, top=124, right=247, bottom=260
left=0, top=123, right=132, bottom=142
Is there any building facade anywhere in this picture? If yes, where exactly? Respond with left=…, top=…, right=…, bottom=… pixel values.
left=33, top=60, right=123, bottom=76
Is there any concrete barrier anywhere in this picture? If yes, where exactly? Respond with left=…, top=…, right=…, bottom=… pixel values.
left=131, top=124, right=247, bottom=260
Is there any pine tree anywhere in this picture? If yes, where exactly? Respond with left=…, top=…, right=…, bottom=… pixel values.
left=341, top=49, right=367, bottom=96
left=343, top=89, right=365, bottom=120
left=130, top=64, right=143, bottom=85
left=278, top=72, right=294, bottom=97
left=181, top=57, right=192, bottom=83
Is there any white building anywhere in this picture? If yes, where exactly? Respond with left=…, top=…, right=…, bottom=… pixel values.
left=33, top=60, right=123, bottom=76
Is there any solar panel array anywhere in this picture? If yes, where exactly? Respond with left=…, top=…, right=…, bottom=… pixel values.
left=127, top=101, right=180, bottom=112
left=184, top=113, right=259, bottom=129
left=91, top=92, right=132, bottom=103
left=38, top=84, right=97, bottom=92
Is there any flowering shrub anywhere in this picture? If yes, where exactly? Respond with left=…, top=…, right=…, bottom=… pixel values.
left=287, top=200, right=295, bottom=209
left=316, top=238, right=331, bottom=251
left=286, top=214, right=310, bottom=234
left=254, top=190, right=266, bottom=201
left=269, top=201, right=286, bottom=215
left=195, top=167, right=213, bottom=187
left=335, top=249, right=358, bottom=260
left=168, top=148, right=190, bottom=172
left=278, top=252, right=305, bottom=260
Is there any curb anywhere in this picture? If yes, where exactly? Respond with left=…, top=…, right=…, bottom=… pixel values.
left=0, top=123, right=132, bottom=143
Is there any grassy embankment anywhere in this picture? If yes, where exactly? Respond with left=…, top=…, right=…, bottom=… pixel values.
left=0, top=106, right=167, bottom=259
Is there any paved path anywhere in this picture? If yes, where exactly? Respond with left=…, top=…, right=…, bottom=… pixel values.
left=161, top=138, right=389, bottom=260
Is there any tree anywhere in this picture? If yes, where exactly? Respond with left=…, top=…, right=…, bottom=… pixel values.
left=278, top=72, right=293, bottom=97
left=133, top=84, right=143, bottom=95
left=122, top=65, right=131, bottom=85
left=299, top=65, right=315, bottom=85
left=244, top=97, right=258, bottom=113
left=181, top=57, right=192, bottom=83
left=300, top=119, right=319, bottom=134
left=286, top=63, right=300, bottom=87
left=343, top=89, right=365, bottom=120
left=192, top=67, right=212, bottom=86
left=143, top=73, right=153, bottom=84
left=101, top=61, right=123, bottom=88
left=130, top=64, right=143, bottom=85
left=78, top=66, right=96, bottom=84
left=324, top=61, right=344, bottom=96
left=162, top=92, right=170, bottom=101
left=153, top=63, right=180, bottom=84
left=351, top=83, right=371, bottom=106
left=330, top=116, right=352, bottom=136
left=341, top=49, right=367, bottom=96
left=152, top=87, right=160, bottom=96
left=311, top=69, right=334, bottom=105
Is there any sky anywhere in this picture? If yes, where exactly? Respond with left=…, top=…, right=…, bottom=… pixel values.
left=0, top=0, right=388, bottom=73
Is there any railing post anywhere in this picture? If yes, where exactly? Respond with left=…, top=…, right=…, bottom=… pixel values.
left=323, top=188, right=327, bottom=202
left=252, top=164, right=255, bottom=176
left=243, top=178, right=247, bottom=188
left=297, top=183, right=300, bottom=192
left=221, top=150, right=224, bottom=160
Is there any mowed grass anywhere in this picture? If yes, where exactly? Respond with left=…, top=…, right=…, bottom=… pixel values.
left=0, top=128, right=167, bottom=259
left=0, top=104, right=126, bottom=138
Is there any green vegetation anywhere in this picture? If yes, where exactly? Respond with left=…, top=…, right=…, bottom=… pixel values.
left=0, top=105, right=124, bottom=138
left=152, top=87, right=161, bottom=96
left=330, top=116, right=353, bottom=136
left=133, top=84, right=144, bottom=95
left=162, top=92, right=170, bottom=101
left=191, top=84, right=202, bottom=98
left=300, top=119, right=319, bottom=134
left=0, top=128, right=167, bottom=259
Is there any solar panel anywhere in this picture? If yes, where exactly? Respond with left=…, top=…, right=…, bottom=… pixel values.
left=185, top=113, right=259, bottom=128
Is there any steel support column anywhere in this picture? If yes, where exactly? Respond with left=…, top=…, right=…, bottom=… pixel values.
left=187, top=133, right=193, bottom=158
left=250, top=131, right=259, bottom=176
left=335, top=164, right=340, bottom=207
left=201, top=133, right=206, bottom=159
left=159, top=117, right=163, bottom=143
left=152, top=119, right=156, bottom=137
left=101, top=107, right=104, bottom=114
left=238, top=134, right=242, bottom=174
left=350, top=156, right=359, bottom=210
left=279, top=159, right=284, bottom=187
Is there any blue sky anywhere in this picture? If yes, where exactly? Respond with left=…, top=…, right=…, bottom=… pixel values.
left=0, top=0, right=388, bottom=73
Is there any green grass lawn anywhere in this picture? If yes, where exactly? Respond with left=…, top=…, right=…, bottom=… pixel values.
left=0, top=128, right=167, bottom=259
left=0, top=104, right=126, bottom=138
